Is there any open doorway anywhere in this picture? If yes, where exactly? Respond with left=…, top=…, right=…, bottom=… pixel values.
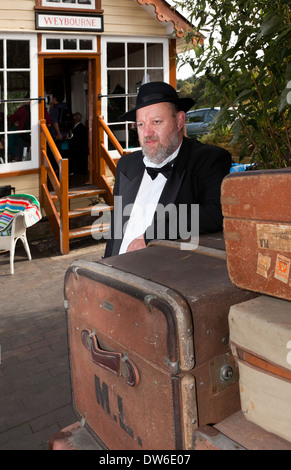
left=44, top=58, right=91, bottom=187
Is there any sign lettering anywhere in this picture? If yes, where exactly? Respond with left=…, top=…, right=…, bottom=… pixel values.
left=94, top=374, right=142, bottom=447
left=36, top=12, right=104, bottom=32
left=94, top=375, right=110, bottom=415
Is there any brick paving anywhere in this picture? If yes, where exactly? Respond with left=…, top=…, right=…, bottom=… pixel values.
left=0, top=235, right=106, bottom=450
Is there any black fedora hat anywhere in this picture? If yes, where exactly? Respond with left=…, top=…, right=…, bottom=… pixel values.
left=119, top=81, right=195, bottom=121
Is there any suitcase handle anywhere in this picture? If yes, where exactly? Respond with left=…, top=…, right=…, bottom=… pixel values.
left=81, top=329, right=140, bottom=387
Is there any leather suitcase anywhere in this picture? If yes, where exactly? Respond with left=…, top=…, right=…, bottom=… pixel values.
left=64, top=239, right=256, bottom=450
left=221, top=169, right=291, bottom=300
left=229, top=295, right=291, bottom=443
left=192, top=411, right=291, bottom=450
left=49, top=422, right=103, bottom=450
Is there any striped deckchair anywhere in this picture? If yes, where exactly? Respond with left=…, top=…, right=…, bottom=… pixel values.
left=0, top=194, right=42, bottom=236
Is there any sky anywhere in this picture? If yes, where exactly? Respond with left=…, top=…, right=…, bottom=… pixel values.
left=176, top=57, right=194, bottom=81
left=177, top=59, right=194, bottom=80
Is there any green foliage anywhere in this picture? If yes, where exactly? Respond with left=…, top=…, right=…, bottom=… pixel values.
left=173, top=0, right=291, bottom=168
left=178, top=75, right=217, bottom=107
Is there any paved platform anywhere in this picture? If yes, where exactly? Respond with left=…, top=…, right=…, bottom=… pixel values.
left=0, top=234, right=106, bottom=450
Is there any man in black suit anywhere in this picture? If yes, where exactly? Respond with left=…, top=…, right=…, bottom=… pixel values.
left=68, top=112, right=88, bottom=176
left=104, top=82, right=231, bottom=258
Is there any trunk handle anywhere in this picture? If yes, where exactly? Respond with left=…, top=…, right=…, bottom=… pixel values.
left=81, top=329, right=140, bottom=387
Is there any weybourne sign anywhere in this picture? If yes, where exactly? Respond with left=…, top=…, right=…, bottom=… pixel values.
left=36, top=11, right=104, bottom=32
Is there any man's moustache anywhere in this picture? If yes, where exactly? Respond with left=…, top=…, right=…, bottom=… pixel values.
left=143, top=137, right=160, bottom=143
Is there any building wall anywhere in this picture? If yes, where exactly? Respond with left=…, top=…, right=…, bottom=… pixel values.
left=0, top=1, right=35, bottom=31
left=0, top=0, right=172, bottom=200
left=0, top=0, right=39, bottom=197
left=0, top=0, right=168, bottom=37
left=0, top=173, right=40, bottom=198
left=103, top=0, right=168, bottom=36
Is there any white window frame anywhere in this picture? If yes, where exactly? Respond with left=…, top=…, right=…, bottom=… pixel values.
left=0, top=34, right=39, bottom=173
left=41, top=34, right=97, bottom=53
left=101, top=36, right=169, bottom=157
left=42, top=0, right=95, bottom=10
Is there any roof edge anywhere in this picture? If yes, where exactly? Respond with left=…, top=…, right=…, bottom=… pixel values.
left=136, top=0, right=202, bottom=42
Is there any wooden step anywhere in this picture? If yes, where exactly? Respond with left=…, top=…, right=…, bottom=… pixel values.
left=68, top=204, right=113, bottom=219
left=69, top=223, right=110, bottom=240
left=51, top=185, right=107, bottom=201
left=67, top=187, right=107, bottom=200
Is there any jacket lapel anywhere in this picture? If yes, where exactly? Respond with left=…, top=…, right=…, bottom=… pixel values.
left=118, top=152, right=145, bottom=209
left=158, top=138, right=189, bottom=206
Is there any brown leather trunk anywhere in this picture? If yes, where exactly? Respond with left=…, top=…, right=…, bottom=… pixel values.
left=64, top=237, right=256, bottom=450
left=221, top=168, right=291, bottom=301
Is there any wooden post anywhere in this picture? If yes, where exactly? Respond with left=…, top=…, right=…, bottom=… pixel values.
left=59, top=157, right=69, bottom=255
left=39, top=119, right=47, bottom=209
left=169, top=39, right=177, bottom=90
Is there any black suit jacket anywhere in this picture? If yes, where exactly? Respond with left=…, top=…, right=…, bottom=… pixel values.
left=104, top=137, right=232, bottom=257
left=68, top=122, right=88, bottom=174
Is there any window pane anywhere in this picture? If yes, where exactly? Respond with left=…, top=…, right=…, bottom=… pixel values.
left=45, top=0, right=94, bottom=6
left=0, top=40, right=3, bottom=69
left=128, top=96, right=137, bottom=116
left=7, top=72, right=30, bottom=98
left=147, top=69, right=163, bottom=82
left=0, top=72, right=3, bottom=102
left=0, top=108, right=3, bottom=131
left=80, top=40, right=93, bottom=51
left=105, top=40, right=165, bottom=146
left=7, top=40, right=29, bottom=69
left=108, top=125, right=126, bottom=151
left=0, top=106, right=4, bottom=163
left=107, top=43, right=125, bottom=68
left=128, top=123, right=139, bottom=149
left=8, top=132, right=31, bottom=162
left=0, top=134, right=5, bottom=164
left=8, top=102, right=30, bottom=132
left=107, top=70, right=125, bottom=95
left=64, top=39, right=77, bottom=50
left=42, top=0, right=95, bottom=6
left=147, top=43, right=163, bottom=67
left=47, top=39, right=61, bottom=50
left=108, top=97, right=125, bottom=122
left=128, top=70, right=145, bottom=94
left=128, top=43, right=144, bottom=68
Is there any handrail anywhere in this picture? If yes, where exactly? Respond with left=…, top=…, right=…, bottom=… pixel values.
left=39, top=116, right=129, bottom=254
left=98, top=116, right=129, bottom=158
left=39, top=119, right=69, bottom=255
left=40, top=120, right=62, bottom=164
left=97, top=116, right=130, bottom=205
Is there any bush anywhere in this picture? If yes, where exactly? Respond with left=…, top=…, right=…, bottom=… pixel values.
left=174, top=0, right=291, bottom=168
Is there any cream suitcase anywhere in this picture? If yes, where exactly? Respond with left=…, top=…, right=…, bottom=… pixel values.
left=229, top=295, right=291, bottom=443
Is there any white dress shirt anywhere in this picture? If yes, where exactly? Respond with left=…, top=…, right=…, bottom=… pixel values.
left=119, top=144, right=182, bottom=254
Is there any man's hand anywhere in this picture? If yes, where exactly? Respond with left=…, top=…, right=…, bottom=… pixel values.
left=126, top=234, right=146, bottom=253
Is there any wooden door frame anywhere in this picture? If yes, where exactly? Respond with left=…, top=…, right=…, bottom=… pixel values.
left=38, top=35, right=101, bottom=185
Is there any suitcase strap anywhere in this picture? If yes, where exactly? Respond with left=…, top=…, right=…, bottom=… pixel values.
left=234, top=346, right=291, bottom=382
left=81, top=329, right=140, bottom=387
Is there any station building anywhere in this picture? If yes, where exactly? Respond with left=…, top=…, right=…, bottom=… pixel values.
left=0, top=0, right=197, bottom=253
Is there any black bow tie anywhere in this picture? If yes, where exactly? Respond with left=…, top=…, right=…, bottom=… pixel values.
left=146, top=160, right=176, bottom=180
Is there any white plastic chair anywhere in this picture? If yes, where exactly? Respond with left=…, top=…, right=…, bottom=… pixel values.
left=0, top=212, right=32, bottom=274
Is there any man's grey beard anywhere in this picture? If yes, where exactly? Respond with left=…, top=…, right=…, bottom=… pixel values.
left=141, top=133, right=180, bottom=165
